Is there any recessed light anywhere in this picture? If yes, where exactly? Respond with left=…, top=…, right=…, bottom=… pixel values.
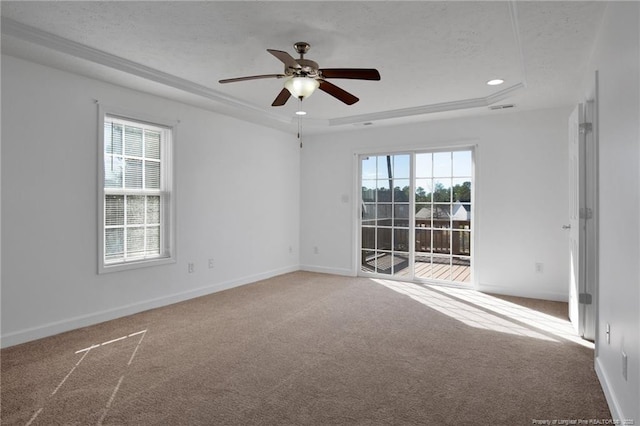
left=487, top=79, right=505, bottom=86
left=295, top=110, right=307, bottom=116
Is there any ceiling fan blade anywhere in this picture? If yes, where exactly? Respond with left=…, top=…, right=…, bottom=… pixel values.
left=267, top=49, right=301, bottom=70
left=272, top=88, right=291, bottom=106
left=219, top=74, right=285, bottom=84
left=320, top=68, right=381, bottom=80
left=319, top=80, right=359, bottom=105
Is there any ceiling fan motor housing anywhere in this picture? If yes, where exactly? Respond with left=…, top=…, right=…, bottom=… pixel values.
left=292, top=59, right=319, bottom=78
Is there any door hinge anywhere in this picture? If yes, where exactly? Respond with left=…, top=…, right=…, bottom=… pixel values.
left=579, top=122, right=593, bottom=134
left=579, top=293, right=593, bottom=305
left=579, top=207, right=593, bottom=219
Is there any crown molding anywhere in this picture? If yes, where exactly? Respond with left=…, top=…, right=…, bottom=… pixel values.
left=328, top=83, right=525, bottom=126
left=1, top=17, right=290, bottom=125
left=508, top=0, right=528, bottom=89
left=486, top=82, right=526, bottom=104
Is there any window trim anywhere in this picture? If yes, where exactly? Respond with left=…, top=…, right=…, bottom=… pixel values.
left=98, top=105, right=177, bottom=274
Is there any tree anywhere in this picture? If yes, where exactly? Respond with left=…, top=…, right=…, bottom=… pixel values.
left=433, top=182, right=449, bottom=202
left=453, top=181, right=471, bottom=202
left=394, top=186, right=410, bottom=202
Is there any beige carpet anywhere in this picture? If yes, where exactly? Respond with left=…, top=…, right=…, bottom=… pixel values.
left=1, top=272, right=611, bottom=425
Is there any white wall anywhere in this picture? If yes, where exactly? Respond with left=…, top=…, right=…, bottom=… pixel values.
left=0, top=55, right=301, bottom=347
left=300, top=107, right=571, bottom=302
left=586, top=2, right=640, bottom=422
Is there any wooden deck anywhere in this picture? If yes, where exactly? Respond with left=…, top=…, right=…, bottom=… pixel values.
left=401, top=260, right=471, bottom=283
left=362, top=254, right=471, bottom=283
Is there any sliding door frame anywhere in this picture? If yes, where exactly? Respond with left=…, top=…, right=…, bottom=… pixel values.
left=353, top=143, right=477, bottom=288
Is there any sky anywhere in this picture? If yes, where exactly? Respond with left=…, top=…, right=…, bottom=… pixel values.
left=361, top=151, right=473, bottom=188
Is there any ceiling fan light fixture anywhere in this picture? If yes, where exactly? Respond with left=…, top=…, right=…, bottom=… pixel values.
left=295, top=110, right=307, bottom=116
left=285, top=76, right=320, bottom=99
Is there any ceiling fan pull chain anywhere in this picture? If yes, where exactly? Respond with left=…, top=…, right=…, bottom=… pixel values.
left=298, top=98, right=303, bottom=148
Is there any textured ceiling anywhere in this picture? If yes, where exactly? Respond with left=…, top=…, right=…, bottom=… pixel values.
left=1, top=1, right=606, bottom=133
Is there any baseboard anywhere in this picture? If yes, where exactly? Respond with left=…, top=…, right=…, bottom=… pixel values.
left=595, top=356, right=625, bottom=422
left=0, top=265, right=299, bottom=349
left=477, top=282, right=568, bottom=302
left=299, top=264, right=355, bottom=277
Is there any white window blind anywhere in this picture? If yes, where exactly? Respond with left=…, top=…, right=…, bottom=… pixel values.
left=100, top=113, right=175, bottom=272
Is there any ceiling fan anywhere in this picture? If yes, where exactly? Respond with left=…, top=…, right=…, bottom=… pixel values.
left=219, top=42, right=381, bottom=106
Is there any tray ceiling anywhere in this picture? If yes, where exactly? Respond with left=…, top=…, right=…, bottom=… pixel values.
left=1, top=1, right=606, bottom=133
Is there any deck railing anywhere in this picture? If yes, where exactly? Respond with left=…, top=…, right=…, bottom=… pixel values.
left=361, top=220, right=471, bottom=257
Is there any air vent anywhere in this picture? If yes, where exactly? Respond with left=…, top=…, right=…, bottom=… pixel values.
left=489, top=104, right=515, bottom=110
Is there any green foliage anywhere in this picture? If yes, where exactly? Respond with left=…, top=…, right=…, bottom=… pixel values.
left=453, top=181, right=471, bottom=202
left=363, top=181, right=470, bottom=203
left=416, top=181, right=471, bottom=203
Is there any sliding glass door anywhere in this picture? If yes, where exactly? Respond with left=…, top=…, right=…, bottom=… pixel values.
left=361, top=154, right=411, bottom=275
left=360, top=149, right=473, bottom=284
left=414, top=151, right=472, bottom=283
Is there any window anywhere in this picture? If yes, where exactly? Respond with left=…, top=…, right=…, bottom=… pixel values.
left=99, top=111, right=175, bottom=273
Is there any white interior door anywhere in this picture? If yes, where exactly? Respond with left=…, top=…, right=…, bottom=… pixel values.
left=583, top=96, right=598, bottom=341
left=568, top=103, right=586, bottom=336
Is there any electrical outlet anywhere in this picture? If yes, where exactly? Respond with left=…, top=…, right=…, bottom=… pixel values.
left=188, top=263, right=195, bottom=274
left=535, top=262, right=543, bottom=273
left=208, top=259, right=214, bottom=269
left=622, top=351, right=628, bottom=380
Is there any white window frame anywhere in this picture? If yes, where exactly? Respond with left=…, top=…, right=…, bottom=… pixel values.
left=98, top=106, right=177, bottom=274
